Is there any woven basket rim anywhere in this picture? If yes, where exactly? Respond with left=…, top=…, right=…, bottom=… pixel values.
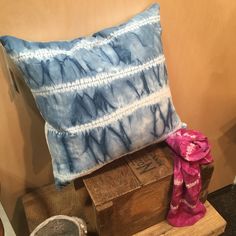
left=30, top=215, right=87, bottom=236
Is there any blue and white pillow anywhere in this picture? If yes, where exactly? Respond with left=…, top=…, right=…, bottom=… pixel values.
left=0, top=3, right=182, bottom=187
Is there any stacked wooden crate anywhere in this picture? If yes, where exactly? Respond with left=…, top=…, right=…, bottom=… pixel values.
left=22, top=143, right=221, bottom=235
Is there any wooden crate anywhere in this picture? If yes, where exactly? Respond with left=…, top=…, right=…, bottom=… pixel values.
left=23, top=143, right=213, bottom=235
left=22, top=184, right=97, bottom=234
left=82, top=143, right=214, bottom=236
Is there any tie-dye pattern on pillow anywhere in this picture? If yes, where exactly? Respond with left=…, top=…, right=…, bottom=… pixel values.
left=0, top=3, right=182, bottom=187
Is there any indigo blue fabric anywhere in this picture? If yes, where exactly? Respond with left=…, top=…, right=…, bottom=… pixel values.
left=0, top=3, right=182, bottom=187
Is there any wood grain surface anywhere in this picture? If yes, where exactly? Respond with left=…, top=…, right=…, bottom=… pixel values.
left=22, top=144, right=214, bottom=235
left=82, top=144, right=213, bottom=236
left=134, top=201, right=226, bottom=236
left=22, top=184, right=96, bottom=234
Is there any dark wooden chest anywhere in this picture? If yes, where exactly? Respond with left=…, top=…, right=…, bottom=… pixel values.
left=22, top=143, right=213, bottom=235
left=82, top=143, right=213, bottom=236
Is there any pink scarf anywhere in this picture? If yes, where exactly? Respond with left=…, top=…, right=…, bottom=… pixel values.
left=165, top=129, right=213, bottom=227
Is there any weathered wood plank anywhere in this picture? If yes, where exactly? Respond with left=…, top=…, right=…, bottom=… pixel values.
left=22, top=144, right=214, bottom=235
left=83, top=159, right=141, bottom=206
left=200, top=164, right=214, bottom=202
left=125, top=143, right=173, bottom=186
left=111, top=176, right=172, bottom=235
left=22, top=183, right=96, bottom=233
left=83, top=143, right=214, bottom=236
left=134, top=201, right=226, bottom=236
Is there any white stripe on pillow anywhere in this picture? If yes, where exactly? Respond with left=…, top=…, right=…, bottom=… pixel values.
left=46, top=86, right=171, bottom=134
left=32, top=55, right=165, bottom=96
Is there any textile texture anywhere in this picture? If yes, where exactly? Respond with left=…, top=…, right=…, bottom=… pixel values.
left=30, top=215, right=87, bottom=236
left=166, top=129, right=213, bottom=227
left=0, top=3, right=182, bottom=187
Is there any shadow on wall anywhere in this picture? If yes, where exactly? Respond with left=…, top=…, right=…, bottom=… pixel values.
left=11, top=70, right=51, bottom=175
left=1, top=51, right=54, bottom=235
left=218, top=119, right=236, bottom=174
left=190, top=3, right=236, bottom=190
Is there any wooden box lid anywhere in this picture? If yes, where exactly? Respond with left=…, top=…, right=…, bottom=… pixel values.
left=83, top=143, right=173, bottom=207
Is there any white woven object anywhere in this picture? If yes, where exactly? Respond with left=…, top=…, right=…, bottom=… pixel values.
left=30, top=215, right=87, bottom=236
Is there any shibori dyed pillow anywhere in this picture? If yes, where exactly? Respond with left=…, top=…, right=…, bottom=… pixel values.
left=0, top=3, right=182, bottom=187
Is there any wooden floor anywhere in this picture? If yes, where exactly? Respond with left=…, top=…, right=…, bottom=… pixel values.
left=134, top=201, right=226, bottom=236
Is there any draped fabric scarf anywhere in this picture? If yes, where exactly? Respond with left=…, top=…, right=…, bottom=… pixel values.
left=166, top=129, right=213, bottom=227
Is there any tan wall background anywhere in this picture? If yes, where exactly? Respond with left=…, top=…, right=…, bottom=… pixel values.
left=0, top=0, right=236, bottom=234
